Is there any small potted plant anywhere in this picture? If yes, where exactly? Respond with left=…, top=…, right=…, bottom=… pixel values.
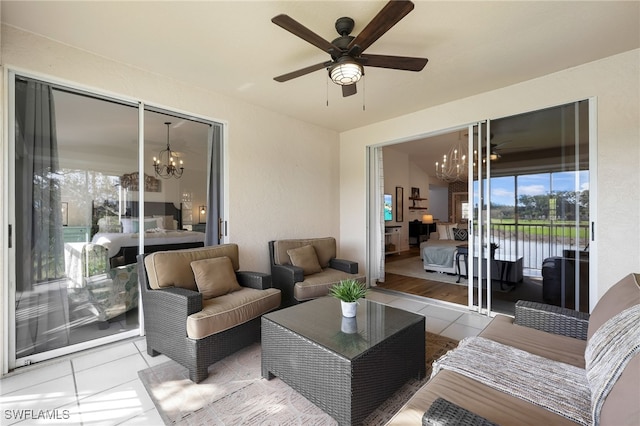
left=329, top=279, right=367, bottom=317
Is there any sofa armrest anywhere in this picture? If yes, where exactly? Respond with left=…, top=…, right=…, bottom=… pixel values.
left=514, top=300, right=590, bottom=340
left=237, top=271, right=272, bottom=290
left=329, top=258, right=358, bottom=274
left=423, top=398, right=497, bottom=426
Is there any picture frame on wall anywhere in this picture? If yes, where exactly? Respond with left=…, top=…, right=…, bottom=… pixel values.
left=396, top=186, right=403, bottom=222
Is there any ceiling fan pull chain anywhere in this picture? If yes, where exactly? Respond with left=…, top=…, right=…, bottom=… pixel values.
left=326, top=76, right=329, bottom=107
left=362, top=76, right=366, bottom=111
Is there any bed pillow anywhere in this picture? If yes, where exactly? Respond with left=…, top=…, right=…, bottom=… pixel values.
left=437, top=223, right=458, bottom=240
left=97, top=216, right=121, bottom=233
left=190, top=256, right=241, bottom=299
left=154, top=215, right=176, bottom=230
left=287, top=244, right=322, bottom=275
left=121, top=217, right=161, bottom=233
left=120, top=218, right=134, bottom=233
left=453, top=228, right=468, bottom=241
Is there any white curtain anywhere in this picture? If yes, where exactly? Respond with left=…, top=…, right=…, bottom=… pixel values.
left=369, top=147, right=385, bottom=282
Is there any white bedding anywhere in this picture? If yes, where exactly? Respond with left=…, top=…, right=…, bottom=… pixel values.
left=91, top=230, right=205, bottom=258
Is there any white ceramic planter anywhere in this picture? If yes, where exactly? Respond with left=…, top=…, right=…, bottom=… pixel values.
left=341, top=301, right=358, bottom=318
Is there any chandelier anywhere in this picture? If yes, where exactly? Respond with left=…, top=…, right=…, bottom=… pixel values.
left=153, top=122, right=184, bottom=179
left=435, top=142, right=467, bottom=182
left=329, top=57, right=363, bottom=85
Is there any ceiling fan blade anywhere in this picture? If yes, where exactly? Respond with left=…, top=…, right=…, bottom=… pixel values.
left=274, top=61, right=332, bottom=82
left=359, top=53, right=428, bottom=71
left=272, top=14, right=342, bottom=57
left=342, top=83, right=357, bottom=97
left=347, top=0, right=415, bottom=56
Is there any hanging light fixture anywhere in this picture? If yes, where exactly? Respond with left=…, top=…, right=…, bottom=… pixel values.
left=329, top=56, right=363, bottom=85
left=435, top=141, right=468, bottom=183
left=153, top=122, right=184, bottom=179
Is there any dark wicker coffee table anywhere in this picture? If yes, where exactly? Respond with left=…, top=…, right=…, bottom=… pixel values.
left=262, top=297, right=425, bottom=425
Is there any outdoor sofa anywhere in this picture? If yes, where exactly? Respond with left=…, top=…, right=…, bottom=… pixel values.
left=389, top=272, right=639, bottom=425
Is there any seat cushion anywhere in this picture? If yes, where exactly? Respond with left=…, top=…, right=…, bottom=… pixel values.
left=388, top=370, right=578, bottom=426
left=190, top=256, right=241, bottom=299
left=144, top=244, right=239, bottom=290
left=286, top=245, right=322, bottom=275
left=293, top=268, right=366, bottom=301
left=479, top=314, right=587, bottom=368
left=186, top=287, right=281, bottom=339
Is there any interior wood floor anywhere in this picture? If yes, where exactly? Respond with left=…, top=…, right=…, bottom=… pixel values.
left=377, top=247, right=545, bottom=315
left=377, top=247, right=469, bottom=305
left=379, top=271, right=469, bottom=305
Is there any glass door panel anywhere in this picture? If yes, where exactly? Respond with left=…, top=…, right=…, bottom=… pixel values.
left=142, top=108, right=213, bottom=245
left=12, top=75, right=140, bottom=366
left=468, top=101, right=590, bottom=315
left=468, top=121, right=494, bottom=314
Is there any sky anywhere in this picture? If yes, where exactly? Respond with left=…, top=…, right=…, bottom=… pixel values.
left=480, top=171, right=589, bottom=206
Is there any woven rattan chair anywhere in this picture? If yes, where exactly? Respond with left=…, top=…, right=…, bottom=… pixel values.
left=137, top=245, right=281, bottom=383
left=269, top=237, right=365, bottom=307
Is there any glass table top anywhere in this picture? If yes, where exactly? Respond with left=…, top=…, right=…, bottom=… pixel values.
left=263, top=296, right=424, bottom=359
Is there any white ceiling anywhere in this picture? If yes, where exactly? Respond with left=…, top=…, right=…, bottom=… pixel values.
left=3, top=1, right=639, bottom=134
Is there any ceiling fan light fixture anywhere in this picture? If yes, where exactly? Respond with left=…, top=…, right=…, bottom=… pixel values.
left=329, top=58, right=363, bottom=85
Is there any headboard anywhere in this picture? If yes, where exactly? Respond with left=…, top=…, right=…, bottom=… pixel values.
left=92, top=200, right=183, bottom=236
left=125, top=201, right=182, bottom=229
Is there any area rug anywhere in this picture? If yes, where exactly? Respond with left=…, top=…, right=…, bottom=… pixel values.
left=138, top=332, right=458, bottom=425
left=385, top=256, right=461, bottom=284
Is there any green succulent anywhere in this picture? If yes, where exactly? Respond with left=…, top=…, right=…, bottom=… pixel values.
left=329, top=279, right=367, bottom=303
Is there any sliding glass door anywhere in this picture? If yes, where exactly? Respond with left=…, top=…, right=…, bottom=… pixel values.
left=7, top=72, right=223, bottom=369
left=11, top=76, right=141, bottom=365
left=467, top=121, right=494, bottom=313
left=468, top=101, right=591, bottom=315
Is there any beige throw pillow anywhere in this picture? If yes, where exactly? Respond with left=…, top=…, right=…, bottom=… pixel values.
left=190, top=256, right=241, bottom=299
left=287, top=244, right=322, bottom=275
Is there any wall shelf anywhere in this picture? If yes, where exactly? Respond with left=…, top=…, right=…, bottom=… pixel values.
left=408, top=197, right=428, bottom=210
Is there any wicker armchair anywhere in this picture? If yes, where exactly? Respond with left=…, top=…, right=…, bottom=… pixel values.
left=268, top=237, right=365, bottom=307
left=137, top=244, right=281, bottom=383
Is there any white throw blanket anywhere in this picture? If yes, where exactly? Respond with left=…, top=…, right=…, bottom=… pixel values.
left=432, top=336, right=591, bottom=425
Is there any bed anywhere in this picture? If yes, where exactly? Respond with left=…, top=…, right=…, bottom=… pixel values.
left=91, top=201, right=205, bottom=267
left=419, top=223, right=468, bottom=274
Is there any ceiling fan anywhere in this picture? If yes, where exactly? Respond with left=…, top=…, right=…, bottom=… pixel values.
left=272, top=0, right=428, bottom=97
